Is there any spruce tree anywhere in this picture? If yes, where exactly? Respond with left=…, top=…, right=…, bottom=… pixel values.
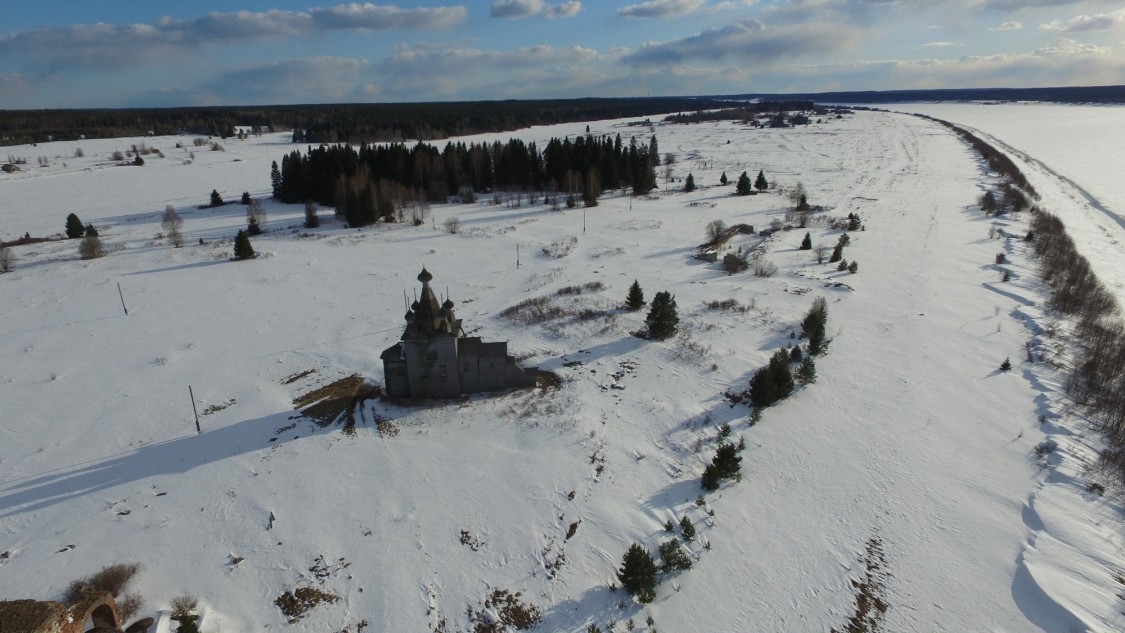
left=210, top=189, right=224, bottom=208
left=719, top=171, right=728, bottom=186
left=800, top=232, right=812, bottom=250
left=645, top=291, right=679, bottom=340
left=659, top=539, right=692, bottom=572
left=736, top=171, right=752, bottom=196
left=684, top=173, right=696, bottom=193
left=679, top=515, right=696, bottom=540
left=711, top=442, right=741, bottom=480
left=802, top=297, right=828, bottom=355
left=829, top=243, right=844, bottom=263
left=754, top=170, right=768, bottom=192
left=625, top=280, right=646, bottom=311
left=797, top=356, right=817, bottom=385
left=233, top=229, right=255, bottom=260
left=271, top=161, right=283, bottom=198
left=65, top=213, right=85, bottom=239
left=617, top=544, right=657, bottom=604
left=304, top=201, right=320, bottom=228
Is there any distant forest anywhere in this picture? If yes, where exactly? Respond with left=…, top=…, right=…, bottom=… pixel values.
left=0, top=97, right=729, bottom=146
left=274, top=133, right=660, bottom=227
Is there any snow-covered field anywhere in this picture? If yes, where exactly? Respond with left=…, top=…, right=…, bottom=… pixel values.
left=1, top=108, right=1123, bottom=632
left=892, top=102, right=1125, bottom=307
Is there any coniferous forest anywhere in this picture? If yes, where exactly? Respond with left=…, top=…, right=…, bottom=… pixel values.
left=274, top=134, right=660, bottom=227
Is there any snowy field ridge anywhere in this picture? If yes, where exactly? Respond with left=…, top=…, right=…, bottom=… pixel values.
left=2, top=106, right=1124, bottom=632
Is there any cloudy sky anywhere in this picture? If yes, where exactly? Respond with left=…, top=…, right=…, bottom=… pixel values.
left=2, top=0, right=1124, bottom=108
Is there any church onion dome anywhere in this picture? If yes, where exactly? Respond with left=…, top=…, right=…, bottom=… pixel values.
left=418, top=267, right=433, bottom=283
left=411, top=300, right=420, bottom=311
left=405, top=311, right=415, bottom=322
left=442, top=299, right=455, bottom=310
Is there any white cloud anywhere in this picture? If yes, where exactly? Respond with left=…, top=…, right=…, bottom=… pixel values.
left=490, top=0, right=581, bottom=19
left=709, top=0, right=759, bottom=12
left=922, top=41, right=959, bottom=48
left=203, top=56, right=374, bottom=104
left=623, top=18, right=858, bottom=66
left=0, top=4, right=467, bottom=71
left=990, top=21, right=1023, bottom=31
left=1038, top=10, right=1125, bottom=33
left=617, top=0, right=706, bottom=19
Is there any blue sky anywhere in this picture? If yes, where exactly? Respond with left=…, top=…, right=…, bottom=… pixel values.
left=2, top=1, right=1124, bottom=108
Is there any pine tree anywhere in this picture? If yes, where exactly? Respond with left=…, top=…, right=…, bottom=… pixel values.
left=837, top=258, right=848, bottom=271
left=847, top=260, right=858, bottom=273
left=617, top=544, right=657, bottom=604
left=84, top=223, right=98, bottom=237
left=645, top=291, right=679, bottom=340
left=684, top=173, right=696, bottom=193
left=210, top=189, right=224, bottom=208
left=736, top=171, right=752, bottom=196
left=659, top=539, right=692, bottom=572
left=800, top=232, right=812, bottom=250
left=233, top=229, right=255, bottom=260
left=797, top=356, right=817, bottom=385
left=679, top=515, right=696, bottom=540
left=829, top=243, right=844, bottom=263
left=133, top=154, right=144, bottom=166
left=802, top=297, right=828, bottom=356
left=271, top=161, right=283, bottom=199
left=304, top=201, right=320, bottom=228
left=65, top=213, right=85, bottom=239
left=754, top=170, right=768, bottom=192
left=711, top=442, right=741, bottom=480
left=241, top=191, right=252, bottom=205
left=625, top=280, right=646, bottom=311
left=719, top=171, right=728, bottom=186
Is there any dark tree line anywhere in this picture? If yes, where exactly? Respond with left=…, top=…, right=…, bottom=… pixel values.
left=274, top=134, right=659, bottom=227
left=0, top=97, right=727, bottom=146
left=663, top=101, right=820, bottom=124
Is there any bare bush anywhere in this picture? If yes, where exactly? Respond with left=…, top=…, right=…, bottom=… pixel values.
left=705, top=219, right=727, bottom=244
left=444, top=216, right=461, bottom=234
left=78, top=234, right=105, bottom=260
left=814, top=244, right=828, bottom=264
left=541, top=236, right=577, bottom=258
left=170, top=594, right=199, bottom=620
left=0, top=245, right=12, bottom=273
left=752, top=257, right=778, bottom=278
left=162, top=205, right=184, bottom=247
left=116, top=593, right=144, bottom=622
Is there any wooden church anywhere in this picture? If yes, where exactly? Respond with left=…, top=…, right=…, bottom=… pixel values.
left=381, top=267, right=537, bottom=399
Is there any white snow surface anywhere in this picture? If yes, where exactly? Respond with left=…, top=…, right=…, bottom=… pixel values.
left=1, top=108, right=1123, bottom=632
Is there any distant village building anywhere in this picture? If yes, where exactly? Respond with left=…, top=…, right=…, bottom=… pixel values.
left=381, top=267, right=537, bottom=399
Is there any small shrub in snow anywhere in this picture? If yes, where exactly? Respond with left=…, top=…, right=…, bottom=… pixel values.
left=802, top=297, right=829, bottom=355
left=999, top=357, right=1012, bottom=372
left=837, top=258, right=849, bottom=272
left=275, top=586, right=339, bottom=623
left=847, top=260, right=858, bottom=274
left=116, top=593, right=144, bottom=622
left=705, top=219, right=727, bottom=244
left=162, top=205, right=184, bottom=247
left=444, top=217, right=461, bottom=234
left=800, top=232, right=812, bottom=250
left=995, top=252, right=1007, bottom=265
left=663, top=518, right=675, bottom=532
left=241, top=191, right=252, bottom=205
left=0, top=245, right=12, bottom=273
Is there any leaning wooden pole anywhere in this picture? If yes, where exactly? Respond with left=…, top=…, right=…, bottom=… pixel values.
left=117, top=282, right=128, bottom=315
left=188, top=385, right=202, bottom=434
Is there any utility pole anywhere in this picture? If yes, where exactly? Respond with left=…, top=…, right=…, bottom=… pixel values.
left=117, top=282, right=128, bottom=315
